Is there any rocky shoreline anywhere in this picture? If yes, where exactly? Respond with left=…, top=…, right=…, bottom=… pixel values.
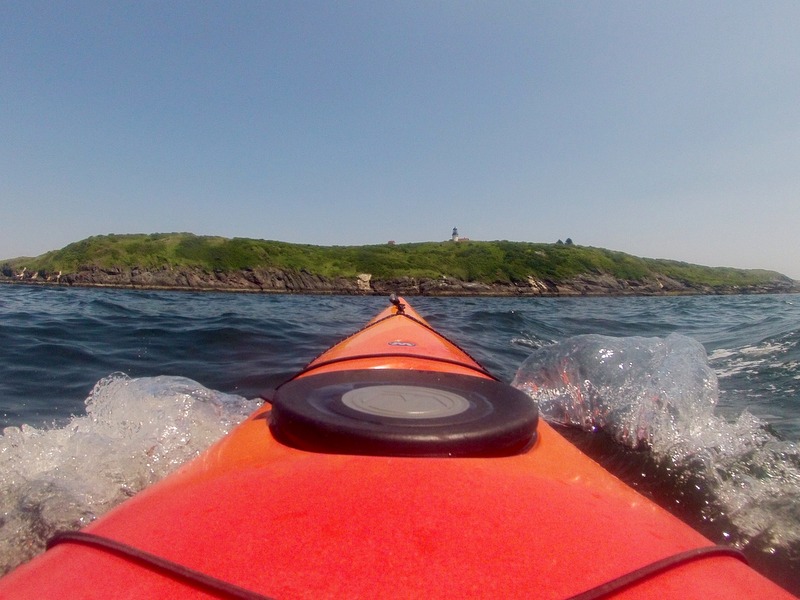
left=2, top=265, right=798, bottom=296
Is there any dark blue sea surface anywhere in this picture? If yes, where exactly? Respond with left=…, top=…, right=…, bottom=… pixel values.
left=1, top=285, right=799, bottom=592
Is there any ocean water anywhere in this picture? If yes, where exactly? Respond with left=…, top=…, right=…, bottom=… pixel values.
left=1, top=285, right=799, bottom=592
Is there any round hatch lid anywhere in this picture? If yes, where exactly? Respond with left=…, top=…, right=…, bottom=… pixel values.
left=268, top=369, right=538, bottom=457
left=341, top=385, right=471, bottom=419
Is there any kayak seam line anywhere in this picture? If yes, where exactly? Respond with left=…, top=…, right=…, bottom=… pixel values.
left=46, top=531, right=274, bottom=600
left=400, top=312, right=497, bottom=376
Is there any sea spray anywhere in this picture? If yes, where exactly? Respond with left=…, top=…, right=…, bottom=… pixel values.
left=0, top=373, right=260, bottom=574
left=512, top=333, right=800, bottom=557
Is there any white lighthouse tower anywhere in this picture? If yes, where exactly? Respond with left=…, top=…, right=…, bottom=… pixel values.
left=451, top=227, right=459, bottom=242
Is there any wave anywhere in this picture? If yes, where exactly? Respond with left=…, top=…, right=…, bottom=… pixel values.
left=0, top=374, right=260, bottom=575
left=511, top=333, right=800, bottom=581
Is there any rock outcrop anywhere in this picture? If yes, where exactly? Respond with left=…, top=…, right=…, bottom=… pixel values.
left=56, top=266, right=365, bottom=294
left=2, top=265, right=798, bottom=296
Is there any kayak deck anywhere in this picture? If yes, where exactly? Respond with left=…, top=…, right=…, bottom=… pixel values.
left=0, top=297, right=793, bottom=598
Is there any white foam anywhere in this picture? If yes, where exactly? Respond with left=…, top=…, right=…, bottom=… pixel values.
left=0, top=374, right=260, bottom=575
left=709, top=340, right=793, bottom=379
left=513, top=334, right=800, bottom=552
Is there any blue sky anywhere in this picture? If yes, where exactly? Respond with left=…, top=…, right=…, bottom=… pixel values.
left=2, top=2, right=799, bottom=278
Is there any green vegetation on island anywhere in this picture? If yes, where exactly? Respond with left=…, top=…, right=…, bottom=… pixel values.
left=1, top=233, right=793, bottom=293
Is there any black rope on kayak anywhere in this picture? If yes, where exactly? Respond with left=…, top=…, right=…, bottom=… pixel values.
left=565, top=545, right=749, bottom=600
left=46, top=531, right=275, bottom=600
left=44, top=529, right=746, bottom=599
left=285, top=352, right=499, bottom=381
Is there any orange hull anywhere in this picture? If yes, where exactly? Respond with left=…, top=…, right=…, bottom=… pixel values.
left=0, top=298, right=793, bottom=598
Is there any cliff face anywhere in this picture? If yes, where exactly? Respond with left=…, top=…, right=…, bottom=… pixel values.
left=2, top=265, right=798, bottom=296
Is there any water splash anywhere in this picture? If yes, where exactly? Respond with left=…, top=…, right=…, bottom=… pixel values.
left=512, top=334, right=800, bottom=556
left=0, top=374, right=260, bottom=575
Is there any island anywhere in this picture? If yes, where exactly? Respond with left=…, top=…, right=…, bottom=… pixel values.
left=1, top=233, right=798, bottom=296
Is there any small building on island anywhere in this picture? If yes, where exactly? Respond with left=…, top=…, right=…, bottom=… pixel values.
left=451, top=227, right=469, bottom=242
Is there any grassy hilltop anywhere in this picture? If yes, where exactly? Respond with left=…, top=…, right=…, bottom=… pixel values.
left=1, top=233, right=795, bottom=293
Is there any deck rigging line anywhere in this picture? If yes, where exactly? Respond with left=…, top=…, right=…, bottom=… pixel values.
left=48, top=531, right=747, bottom=599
